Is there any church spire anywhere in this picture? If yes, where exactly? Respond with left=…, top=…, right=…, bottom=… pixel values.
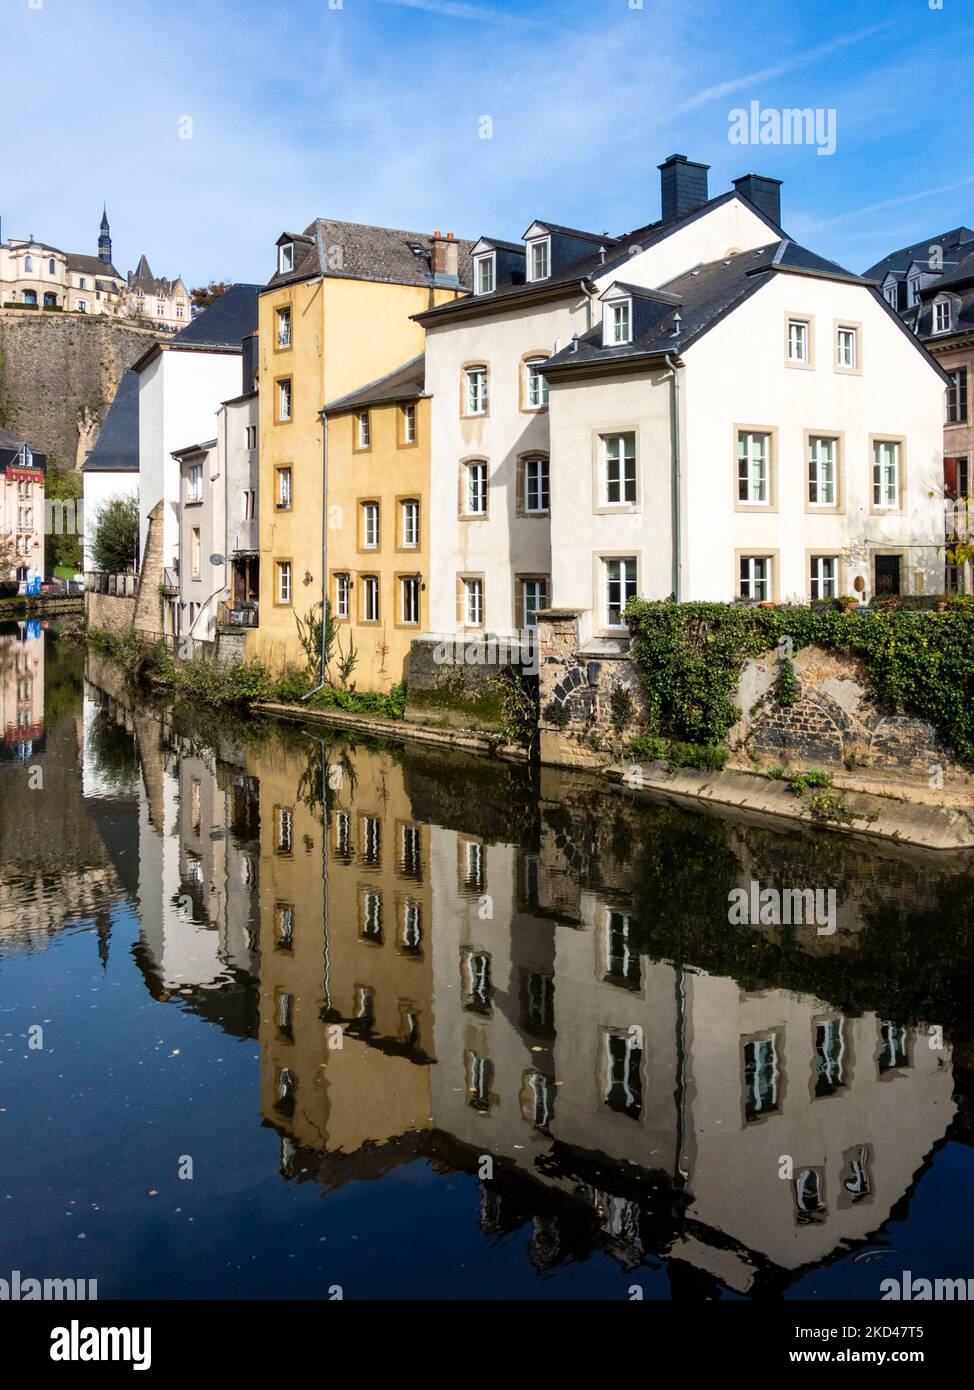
left=98, top=205, right=112, bottom=265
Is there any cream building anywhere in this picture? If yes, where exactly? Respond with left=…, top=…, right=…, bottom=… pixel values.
left=1, top=209, right=187, bottom=326
left=419, top=157, right=949, bottom=642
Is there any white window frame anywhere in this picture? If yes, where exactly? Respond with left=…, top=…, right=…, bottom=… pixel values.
left=357, top=411, right=370, bottom=448
left=362, top=501, right=379, bottom=548
left=402, top=402, right=416, bottom=443
left=464, top=577, right=484, bottom=627
left=934, top=300, right=951, bottom=334
left=474, top=253, right=495, bottom=295
left=810, top=555, right=838, bottom=601
left=401, top=575, right=420, bottom=625
left=605, top=299, right=632, bottom=346
left=603, top=557, right=637, bottom=629
left=738, top=430, right=770, bottom=505
left=276, top=466, right=292, bottom=509
left=465, top=461, right=488, bottom=516
left=872, top=441, right=900, bottom=509
left=521, top=576, right=548, bottom=628
left=602, top=432, right=637, bottom=507
left=279, top=243, right=294, bottom=274
left=524, top=456, right=549, bottom=514
left=883, top=283, right=898, bottom=308
left=909, top=276, right=921, bottom=306
left=335, top=571, right=350, bottom=619
left=401, top=498, right=419, bottom=547
left=278, top=379, right=292, bottom=422
left=464, top=366, right=488, bottom=415
left=277, top=305, right=291, bottom=348
left=362, top=575, right=379, bottom=623
left=787, top=318, right=809, bottom=363
left=527, top=236, right=550, bottom=282
left=807, top=435, right=836, bottom=507
left=277, top=560, right=292, bottom=605
left=739, top=555, right=771, bottom=601
left=187, top=463, right=203, bottom=503
left=525, top=357, right=549, bottom=409
left=837, top=326, right=857, bottom=368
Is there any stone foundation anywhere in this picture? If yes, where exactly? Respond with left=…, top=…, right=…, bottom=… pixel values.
left=405, top=633, right=536, bottom=731
left=536, top=614, right=971, bottom=790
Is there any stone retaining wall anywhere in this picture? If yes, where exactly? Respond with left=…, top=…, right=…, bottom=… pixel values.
left=85, top=590, right=136, bottom=636
left=536, top=611, right=971, bottom=789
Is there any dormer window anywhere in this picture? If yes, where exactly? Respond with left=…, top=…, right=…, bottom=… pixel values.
left=934, top=300, right=952, bottom=334
left=527, top=237, right=550, bottom=282
left=605, top=299, right=632, bottom=346
left=909, top=275, right=921, bottom=306
left=883, top=283, right=898, bottom=308
left=474, top=253, right=495, bottom=295
left=279, top=242, right=294, bottom=275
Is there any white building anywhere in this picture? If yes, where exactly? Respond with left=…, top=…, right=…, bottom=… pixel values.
left=417, top=157, right=948, bottom=641
left=172, top=333, right=259, bottom=644
left=133, top=284, right=260, bottom=635
left=81, top=370, right=140, bottom=572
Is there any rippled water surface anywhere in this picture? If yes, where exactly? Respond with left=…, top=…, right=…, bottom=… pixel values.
left=1, top=623, right=973, bottom=1299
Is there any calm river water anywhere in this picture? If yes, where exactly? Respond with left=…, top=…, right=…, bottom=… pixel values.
left=1, top=621, right=972, bottom=1300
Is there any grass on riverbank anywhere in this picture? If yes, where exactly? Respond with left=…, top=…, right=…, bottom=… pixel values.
left=88, top=626, right=407, bottom=719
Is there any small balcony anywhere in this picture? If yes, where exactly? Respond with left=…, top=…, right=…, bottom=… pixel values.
left=160, top=567, right=179, bottom=595
left=217, top=600, right=259, bottom=630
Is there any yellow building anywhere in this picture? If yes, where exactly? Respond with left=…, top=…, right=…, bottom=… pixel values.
left=254, top=734, right=434, bottom=1159
left=251, top=221, right=472, bottom=673
left=322, top=355, right=428, bottom=691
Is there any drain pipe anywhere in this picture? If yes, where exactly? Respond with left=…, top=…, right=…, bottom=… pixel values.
left=301, top=410, right=330, bottom=700
left=663, top=353, right=683, bottom=602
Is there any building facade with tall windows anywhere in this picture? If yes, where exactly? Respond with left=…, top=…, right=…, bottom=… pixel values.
left=321, top=355, right=429, bottom=692
left=252, top=219, right=472, bottom=672
left=864, top=228, right=974, bottom=592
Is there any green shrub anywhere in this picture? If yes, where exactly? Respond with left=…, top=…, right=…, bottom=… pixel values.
left=630, top=733, right=666, bottom=761
left=778, top=656, right=799, bottom=706
left=272, top=665, right=312, bottom=702
left=307, top=682, right=406, bottom=720
left=788, top=769, right=833, bottom=796
left=666, top=741, right=730, bottom=772
left=543, top=699, right=571, bottom=728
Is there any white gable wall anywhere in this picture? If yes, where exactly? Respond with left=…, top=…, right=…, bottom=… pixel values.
left=681, top=271, right=946, bottom=602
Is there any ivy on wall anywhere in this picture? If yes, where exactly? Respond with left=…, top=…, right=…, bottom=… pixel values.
left=625, top=598, right=974, bottom=763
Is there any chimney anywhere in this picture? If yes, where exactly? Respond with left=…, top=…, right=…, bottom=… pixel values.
left=431, top=230, right=459, bottom=281
left=658, top=154, right=710, bottom=224
left=733, top=174, right=783, bottom=228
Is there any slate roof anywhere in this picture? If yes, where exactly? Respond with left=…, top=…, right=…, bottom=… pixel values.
left=82, top=370, right=140, bottom=473
left=930, top=245, right=974, bottom=292
left=862, top=227, right=974, bottom=282
left=67, top=251, right=123, bottom=280
left=127, top=254, right=184, bottom=296
left=544, top=240, right=948, bottom=383
left=416, top=188, right=787, bottom=326
left=322, top=354, right=425, bottom=415
left=0, top=423, right=45, bottom=471
left=264, top=220, right=476, bottom=291
left=171, top=283, right=261, bottom=349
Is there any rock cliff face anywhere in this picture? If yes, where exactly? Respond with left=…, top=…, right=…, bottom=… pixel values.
left=0, top=309, right=163, bottom=468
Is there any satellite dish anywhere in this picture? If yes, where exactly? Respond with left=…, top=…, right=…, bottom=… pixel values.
left=209, top=553, right=225, bottom=566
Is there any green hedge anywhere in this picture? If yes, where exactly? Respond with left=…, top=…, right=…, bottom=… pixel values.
left=625, top=598, right=974, bottom=762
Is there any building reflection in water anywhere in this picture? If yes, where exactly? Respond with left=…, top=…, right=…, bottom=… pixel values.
left=0, top=619, right=44, bottom=761
left=84, top=665, right=964, bottom=1296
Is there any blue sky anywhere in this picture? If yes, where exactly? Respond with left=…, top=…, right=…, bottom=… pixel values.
left=2, top=0, right=972, bottom=287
